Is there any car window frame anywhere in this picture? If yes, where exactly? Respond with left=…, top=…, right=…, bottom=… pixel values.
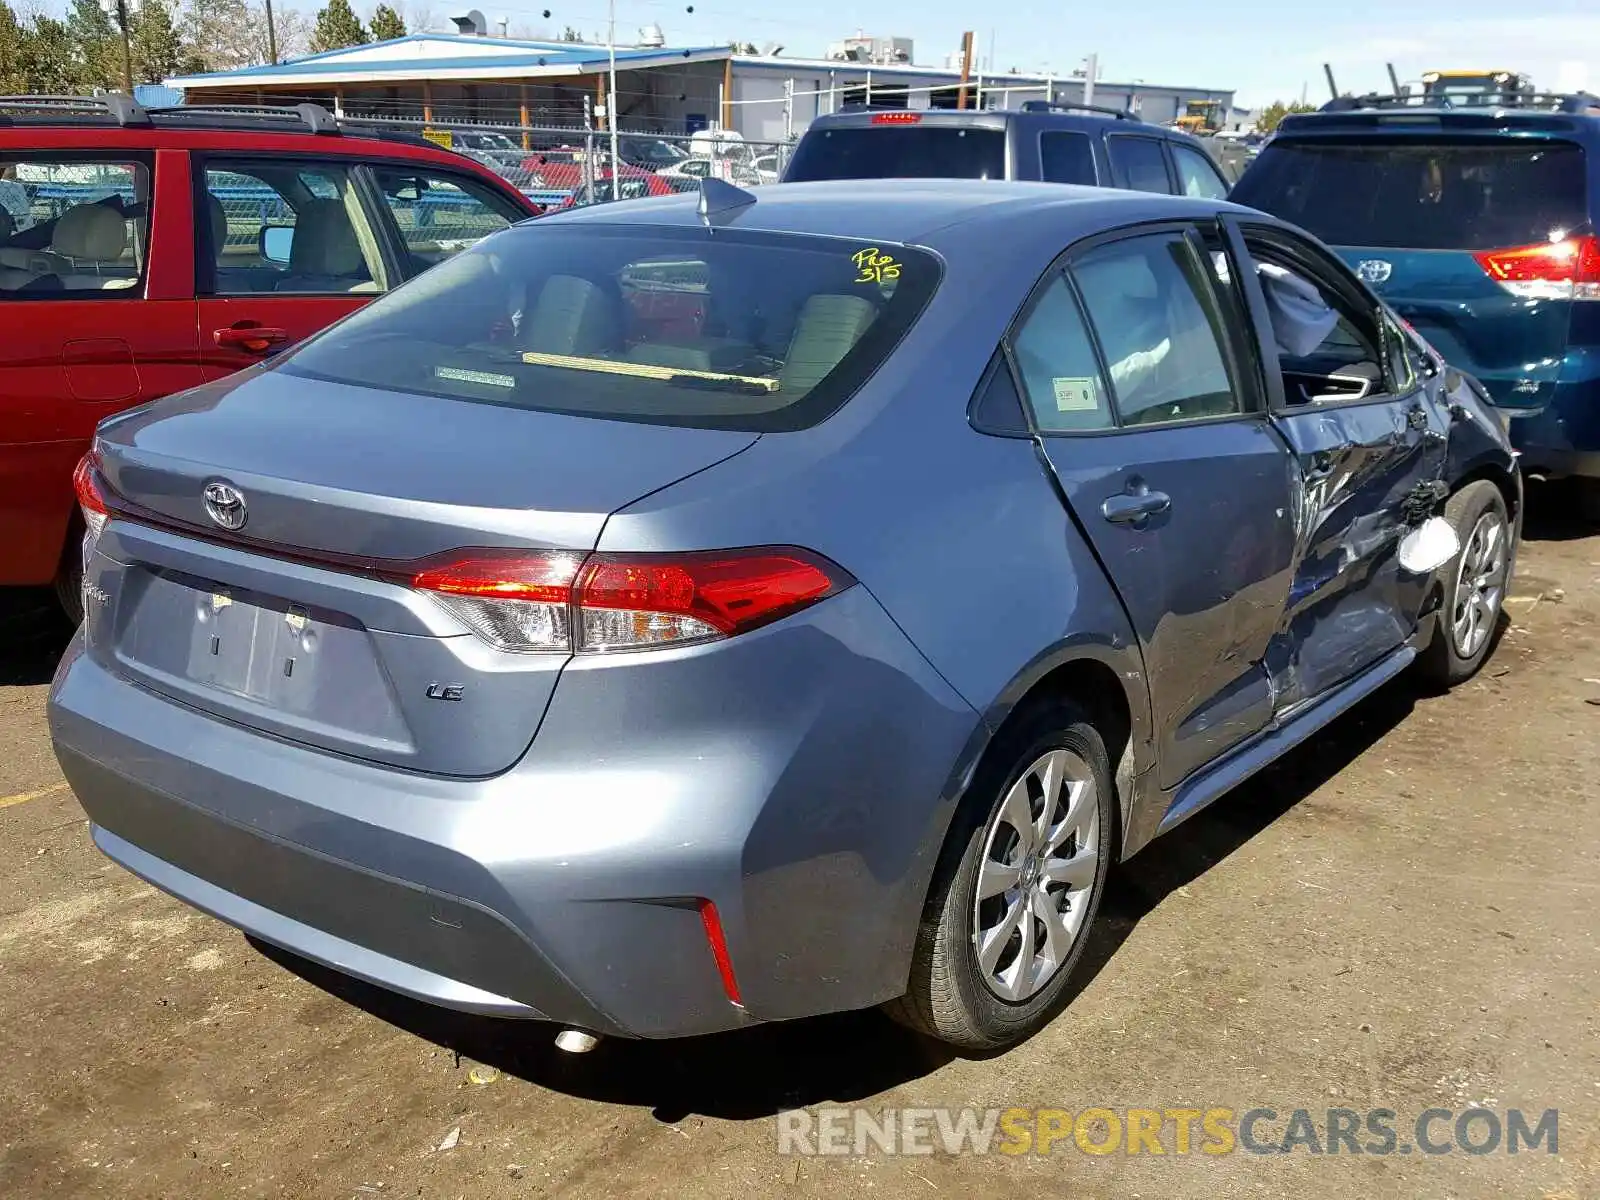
left=0, top=149, right=155, bottom=302
left=1225, top=216, right=1418, bottom=415
left=1105, top=134, right=1177, bottom=194
left=360, top=159, right=527, bottom=281
left=978, top=218, right=1268, bottom=439
left=191, top=151, right=404, bottom=298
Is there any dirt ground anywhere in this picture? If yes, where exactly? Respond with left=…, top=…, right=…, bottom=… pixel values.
left=1, top=492, right=1597, bottom=1200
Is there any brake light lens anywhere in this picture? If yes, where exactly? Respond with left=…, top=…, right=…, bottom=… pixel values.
left=871, top=111, right=922, bottom=124
left=1474, top=234, right=1600, bottom=301
left=72, top=453, right=109, bottom=540
left=410, top=547, right=849, bottom=653
left=412, top=551, right=584, bottom=652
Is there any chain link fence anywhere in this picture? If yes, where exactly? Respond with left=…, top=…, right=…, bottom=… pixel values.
left=335, top=115, right=795, bottom=212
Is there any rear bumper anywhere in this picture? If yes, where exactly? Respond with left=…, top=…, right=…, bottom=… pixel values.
left=48, top=585, right=979, bottom=1039
left=1507, top=380, right=1600, bottom=478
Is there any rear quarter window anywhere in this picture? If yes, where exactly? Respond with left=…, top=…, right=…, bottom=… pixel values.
left=280, top=225, right=941, bottom=432
left=1039, top=131, right=1097, bottom=185
left=1107, top=136, right=1173, bottom=194
left=1231, top=138, right=1590, bottom=250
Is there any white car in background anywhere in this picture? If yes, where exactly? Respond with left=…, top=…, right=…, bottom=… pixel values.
left=656, top=156, right=770, bottom=187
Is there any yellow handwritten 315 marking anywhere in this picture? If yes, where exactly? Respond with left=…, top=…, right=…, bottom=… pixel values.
left=853, top=247, right=902, bottom=285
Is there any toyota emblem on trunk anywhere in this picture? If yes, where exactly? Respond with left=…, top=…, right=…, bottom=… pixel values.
left=203, top=481, right=248, bottom=531
left=1357, top=259, right=1393, bottom=284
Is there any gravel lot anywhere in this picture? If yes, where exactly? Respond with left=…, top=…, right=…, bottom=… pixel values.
left=1, top=491, right=1597, bottom=1199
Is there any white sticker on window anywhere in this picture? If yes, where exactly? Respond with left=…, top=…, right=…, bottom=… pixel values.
left=1053, top=377, right=1099, bottom=412
left=435, top=365, right=514, bottom=389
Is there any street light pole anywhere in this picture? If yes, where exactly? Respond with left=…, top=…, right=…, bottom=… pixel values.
left=607, top=0, right=620, bottom=201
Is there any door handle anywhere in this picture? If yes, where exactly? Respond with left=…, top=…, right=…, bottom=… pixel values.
left=1101, top=489, right=1172, bottom=527
left=213, top=323, right=289, bottom=353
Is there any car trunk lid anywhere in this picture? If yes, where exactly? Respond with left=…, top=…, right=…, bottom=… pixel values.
left=85, top=369, right=758, bottom=777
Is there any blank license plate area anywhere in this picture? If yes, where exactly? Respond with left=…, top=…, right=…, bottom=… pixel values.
left=116, top=567, right=396, bottom=723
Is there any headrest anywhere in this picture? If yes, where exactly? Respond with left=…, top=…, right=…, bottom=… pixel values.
left=53, top=204, right=127, bottom=261
left=290, top=199, right=365, bottom=277
left=207, top=194, right=227, bottom=253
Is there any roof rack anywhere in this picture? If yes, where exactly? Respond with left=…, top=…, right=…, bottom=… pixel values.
left=1318, top=90, right=1600, bottom=115
left=150, top=102, right=343, bottom=134
left=0, top=96, right=349, bottom=135
left=1018, top=99, right=1135, bottom=120
left=0, top=94, right=152, bottom=127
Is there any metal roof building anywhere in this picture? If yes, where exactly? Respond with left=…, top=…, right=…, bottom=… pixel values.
left=164, top=33, right=1238, bottom=141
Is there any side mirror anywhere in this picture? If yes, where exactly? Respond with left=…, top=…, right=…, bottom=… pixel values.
left=260, top=225, right=294, bottom=265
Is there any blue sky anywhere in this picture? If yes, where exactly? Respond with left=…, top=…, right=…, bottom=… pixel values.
left=250, top=0, right=1599, bottom=107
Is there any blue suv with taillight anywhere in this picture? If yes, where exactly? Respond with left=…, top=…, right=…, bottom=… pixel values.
left=1233, top=91, right=1600, bottom=514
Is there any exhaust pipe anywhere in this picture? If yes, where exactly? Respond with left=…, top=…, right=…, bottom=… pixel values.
left=554, top=1029, right=600, bottom=1054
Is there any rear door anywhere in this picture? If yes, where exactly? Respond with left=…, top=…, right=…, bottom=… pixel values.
left=0, top=148, right=198, bottom=586
left=1018, top=222, right=1298, bottom=788
left=1231, top=133, right=1590, bottom=414
left=195, top=156, right=397, bottom=379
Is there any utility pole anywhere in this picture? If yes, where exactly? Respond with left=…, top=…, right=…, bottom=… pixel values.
left=956, top=30, right=974, bottom=110
left=100, top=0, right=139, bottom=94
left=265, top=0, right=279, bottom=64
left=607, top=0, right=620, bottom=201
left=1082, top=52, right=1097, bottom=108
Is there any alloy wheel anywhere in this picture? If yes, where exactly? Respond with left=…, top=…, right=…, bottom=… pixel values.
left=971, top=748, right=1100, bottom=1003
left=1452, top=511, right=1508, bottom=659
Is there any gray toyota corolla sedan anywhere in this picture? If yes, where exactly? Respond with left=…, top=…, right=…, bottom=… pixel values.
left=50, top=179, right=1518, bottom=1051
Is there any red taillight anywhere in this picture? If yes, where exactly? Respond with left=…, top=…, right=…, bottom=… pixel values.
left=409, top=546, right=849, bottom=653
left=697, top=899, right=743, bottom=1006
left=1474, top=234, right=1600, bottom=299
left=411, top=551, right=583, bottom=603
left=870, top=111, right=922, bottom=124
left=579, top=549, right=842, bottom=639
left=72, top=453, right=109, bottom=539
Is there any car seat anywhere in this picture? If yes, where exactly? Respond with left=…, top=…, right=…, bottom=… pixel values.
left=49, top=204, right=135, bottom=291
left=273, top=199, right=373, bottom=293
left=521, top=274, right=622, bottom=357
left=776, top=293, right=878, bottom=394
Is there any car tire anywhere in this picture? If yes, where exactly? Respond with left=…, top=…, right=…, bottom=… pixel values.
left=1577, top=478, right=1600, bottom=524
left=54, top=535, right=84, bottom=627
left=1417, top=480, right=1512, bottom=688
left=886, top=698, right=1113, bottom=1051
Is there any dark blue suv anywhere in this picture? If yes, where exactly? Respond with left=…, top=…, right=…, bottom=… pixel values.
left=1233, top=92, right=1600, bottom=514
left=784, top=102, right=1234, bottom=198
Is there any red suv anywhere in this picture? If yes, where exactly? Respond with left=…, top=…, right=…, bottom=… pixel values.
left=0, top=97, right=539, bottom=616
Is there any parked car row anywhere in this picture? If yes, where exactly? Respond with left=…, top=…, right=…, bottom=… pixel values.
left=2, top=88, right=1589, bottom=1060
left=784, top=90, right=1600, bottom=512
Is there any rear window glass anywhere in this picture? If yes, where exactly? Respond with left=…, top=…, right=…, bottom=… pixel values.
left=784, top=126, right=1006, bottom=181
left=281, top=225, right=940, bottom=432
left=1231, top=139, right=1589, bottom=250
